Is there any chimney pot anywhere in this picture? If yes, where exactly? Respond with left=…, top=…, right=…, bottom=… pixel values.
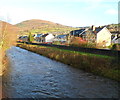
left=91, top=25, right=95, bottom=31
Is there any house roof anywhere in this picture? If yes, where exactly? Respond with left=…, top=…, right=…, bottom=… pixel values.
left=111, top=32, right=118, bottom=35
left=19, top=36, right=28, bottom=39
left=36, top=34, right=43, bottom=37
left=70, top=27, right=109, bottom=36
left=112, top=36, right=120, bottom=44
left=42, top=33, right=49, bottom=37
left=56, top=34, right=68, bottom=38
left=94, top=27, right=103, bottom=33
left=115, top=36, right=120, bottom=40
left=70, top=29, right=85, bottom=36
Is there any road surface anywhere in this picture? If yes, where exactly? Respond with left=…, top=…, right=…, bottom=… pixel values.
left=2, top=46, right=119, bottom=98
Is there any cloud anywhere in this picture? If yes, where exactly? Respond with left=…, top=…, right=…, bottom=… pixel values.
left=105, top=9, right=118, bottom=15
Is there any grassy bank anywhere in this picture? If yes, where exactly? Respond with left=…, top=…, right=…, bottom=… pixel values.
left=17, top=43, right=120, bottom=81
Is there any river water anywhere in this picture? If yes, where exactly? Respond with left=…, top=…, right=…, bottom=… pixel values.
left=2, top=46, right=119, bottom=98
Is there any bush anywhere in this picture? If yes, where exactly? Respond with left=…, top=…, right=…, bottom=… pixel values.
left=69, top=37, right=96, bottom=48
left=70, top=42, right=96, bottom=48
left=111, top=44, right=120, bottom=50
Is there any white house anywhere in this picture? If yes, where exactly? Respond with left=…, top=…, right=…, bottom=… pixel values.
left=41, top=33, right=54, bottom=43
left=45, top=34, right=55, bottom=42
left=96, top=27, right=112, bottom=47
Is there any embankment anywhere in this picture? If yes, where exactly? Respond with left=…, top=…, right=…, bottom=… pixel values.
left=17, top=43, right=120, bottom=81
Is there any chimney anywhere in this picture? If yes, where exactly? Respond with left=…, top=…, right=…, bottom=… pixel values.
left=91, top=25, right=95, bottom=31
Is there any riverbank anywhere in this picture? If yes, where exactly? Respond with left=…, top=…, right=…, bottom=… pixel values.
left=17, top=43, right=120, bottom=81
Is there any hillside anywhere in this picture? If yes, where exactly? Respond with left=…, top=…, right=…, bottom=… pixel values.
left=0, top=21, right=20, bottom=34
left=0, top=20, right=20, bottom=75
left=0, top=20, right=20, bottom=50
left=15, top=19, right=79, bottom=35
left=0, top=20, right=20, bottom=44
left=103, top=24, right=119, bottom=33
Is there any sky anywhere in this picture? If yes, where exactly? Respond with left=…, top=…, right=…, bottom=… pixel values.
left=0, top=0, right=119, bottom=27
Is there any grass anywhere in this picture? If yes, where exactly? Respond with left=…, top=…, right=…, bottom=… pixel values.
left=17, top=43, right=120, bottom=81
left=43, top=46, right=113, bottom=59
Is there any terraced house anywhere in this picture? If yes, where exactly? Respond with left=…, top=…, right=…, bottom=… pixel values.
left=70, top=25, right=112, bottom=47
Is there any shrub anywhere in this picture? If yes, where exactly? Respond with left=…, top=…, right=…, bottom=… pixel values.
left=69, top=37, right=96, bottom=48
left=70, top=42, right=96, bottom=48
left=111, top=44, right=120, bottom=50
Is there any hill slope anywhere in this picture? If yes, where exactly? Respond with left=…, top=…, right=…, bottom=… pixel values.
left=0, top=20, right=20, bottom=49
left=15, top=19, right=79, bottom=35
left=0, top=20, right=20, bottom=75
left=0, top=21, right=20, bottom=34
left=104, top=24, right=119, bottom=33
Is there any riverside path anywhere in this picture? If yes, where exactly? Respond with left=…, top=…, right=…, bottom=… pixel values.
left=2, top=46, right=119, bottom=98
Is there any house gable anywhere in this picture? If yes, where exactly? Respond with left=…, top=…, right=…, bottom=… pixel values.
left=96, top=27, right=112, bottom=46
left=45, top=34, right=54, bottom=42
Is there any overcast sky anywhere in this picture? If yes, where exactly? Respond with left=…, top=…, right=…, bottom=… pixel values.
left=0, top=0, right=119, bottom=27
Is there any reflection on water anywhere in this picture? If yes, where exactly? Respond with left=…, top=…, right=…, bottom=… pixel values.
left=2, top=46, right=119, bottom=98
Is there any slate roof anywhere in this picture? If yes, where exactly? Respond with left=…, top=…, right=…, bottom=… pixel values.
left=56, top=34, right=68, bottom=38
left=36, top=34, right=43, bottom=37
left=19, top=36, right=28, bottom=39
left=70, top=29, right=86, bottom=36
left=94, top=27, right=103, bottom=34
left=115, top=35, right=120, bottom=40
left=70, top=27, right=104, bottom=36
left=42, top=33, right=49, bottom=37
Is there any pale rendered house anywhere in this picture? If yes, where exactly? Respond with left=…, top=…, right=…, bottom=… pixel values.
left=45, top=33, right=55, bottom=42
left=96, top=27, right=112, bottom=47
left=41, top=33, right=54, bottom=43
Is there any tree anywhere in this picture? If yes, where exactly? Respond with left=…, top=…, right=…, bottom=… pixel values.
left=85, top=30, right=96, bottom=43
left=28, top=32, right=34, bottom=43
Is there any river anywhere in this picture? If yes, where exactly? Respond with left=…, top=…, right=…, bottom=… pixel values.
left=2, top=46, right=119, bottom=98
